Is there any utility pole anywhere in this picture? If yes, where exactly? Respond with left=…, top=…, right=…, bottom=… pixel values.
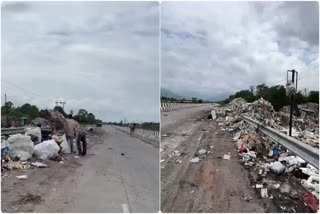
left=287, top=69, right=298, bottom=137
left=305, top=88, right=307, bottom=97
left=5, top=93, right=7, bottom=104
left=55, top=99, right=66, bottom=110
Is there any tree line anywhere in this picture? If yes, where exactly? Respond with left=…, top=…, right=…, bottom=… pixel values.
left=1, top=101, right=101, bottom=127
left=219, top=83, right=319, bottom=111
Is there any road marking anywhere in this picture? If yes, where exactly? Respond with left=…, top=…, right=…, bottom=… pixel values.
left=122, top=203, right=130, bottom=213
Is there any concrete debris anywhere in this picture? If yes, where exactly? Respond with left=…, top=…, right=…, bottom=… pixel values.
left=7, top=134, right=34, bottom=161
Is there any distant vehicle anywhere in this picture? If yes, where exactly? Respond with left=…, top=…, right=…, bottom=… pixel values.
left=96, top=123, right=102, bottom=127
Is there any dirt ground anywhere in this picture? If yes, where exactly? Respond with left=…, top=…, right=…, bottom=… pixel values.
left=161, top=107, right=313, bottom=213
left=1, top=127, right=103, bottom=213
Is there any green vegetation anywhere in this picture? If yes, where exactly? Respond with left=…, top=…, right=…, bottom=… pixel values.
left=1, top=102, right=39, bottom=127
left=1, top=101, right=101, bottom=127
left=219, top=83, right=319, bottom=111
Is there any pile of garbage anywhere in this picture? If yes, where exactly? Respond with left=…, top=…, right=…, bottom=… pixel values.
left=216, top=97, right=319, bottom=212
left=1, top=110, right=88, bottom=180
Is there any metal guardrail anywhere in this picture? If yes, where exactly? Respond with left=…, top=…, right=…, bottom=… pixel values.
left=1, top=127, right=25, bottom=136
left=243, top=116, right=319, bottom=169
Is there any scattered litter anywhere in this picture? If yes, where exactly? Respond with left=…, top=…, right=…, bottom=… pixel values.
left=261, top=188, right=268, bottom=198
left=59, top=161, right=64, bottom=164
left=274, top=184, right=280, bottom=189
left=267, top=161, right=286, bottom=174
left=256, top=184, right=263, bottom=189
left=120, top=153, right=125, bottom=156
left=160, top=159, right=165, bottom=163
left=198, top=149, right=207, bottom=155
left=30, top=162, right=48, bottom=168
left=300, top=192, right=319, bottom=212
left=189, top=157, right=200, bottom=163
left=16, top=175, right=28, bottom=180
left=176, top=159, right=182, bottom=164
left=279, top=182, right=291, bottom=194
left=74, top=156, right=80, bottom=159
left=223, top=154, right=231, bottom=160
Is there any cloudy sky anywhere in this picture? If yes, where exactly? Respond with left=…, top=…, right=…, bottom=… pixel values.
left=2, top=1, right=159, bottom=122
left=161, top=1, right=319, bottom=101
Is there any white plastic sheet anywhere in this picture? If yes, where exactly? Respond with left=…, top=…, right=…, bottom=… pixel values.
left=34, top=139, right=60, bottom=160
left=7, top=134, right=34, bottom=161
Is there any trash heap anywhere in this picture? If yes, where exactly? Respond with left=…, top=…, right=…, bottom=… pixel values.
left=1, top=110, right=90, bottom=180
left=216, top=97, right=319, bottom=212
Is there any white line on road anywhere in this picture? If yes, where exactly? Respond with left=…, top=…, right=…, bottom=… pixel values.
left=122, top=203, right=130, bottom=213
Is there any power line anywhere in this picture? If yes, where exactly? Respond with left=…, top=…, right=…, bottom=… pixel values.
left=2, top=79, right=43, bottom=98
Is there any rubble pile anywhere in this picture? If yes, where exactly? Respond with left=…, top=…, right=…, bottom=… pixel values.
left=215, top=97, right=319, bottom=212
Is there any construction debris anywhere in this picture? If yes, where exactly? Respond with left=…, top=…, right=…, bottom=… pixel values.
left=215, top=97, right=319, bottom=212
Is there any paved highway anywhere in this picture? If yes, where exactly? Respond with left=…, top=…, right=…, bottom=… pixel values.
left=34, top=125, right=159, bottom=213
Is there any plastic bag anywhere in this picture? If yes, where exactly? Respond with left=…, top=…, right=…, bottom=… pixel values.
left=60, top=135, right=71, bottom=154
left=25, top=127, right=42, bottom=143
left=33, top=139, right=60, bottom=160
left=268, top=161, right=286, bottom=174
left=7, top=134, right=34, bottom=161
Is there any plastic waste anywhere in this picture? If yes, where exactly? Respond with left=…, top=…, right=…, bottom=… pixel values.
left=301, top=176, right=319, bottom=193
left=60, top=134, right=71, bottom=154
left=299, top=192, right=319, bottom=212
left=16, top=175, right=28, bottom=180
left=267, top=161, right=286, bottom=174
left=7, top=134, right=34, bottom=161
left=31, top=162, right=48, bottom=168
left=261, top=188, right=268, bottom=197
left=25, top=127, right=42, bottom=143
left=33, top=139, right=60, bottom=160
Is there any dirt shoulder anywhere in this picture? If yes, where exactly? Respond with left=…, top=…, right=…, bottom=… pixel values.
left=161, top=108, right=265, bottom=212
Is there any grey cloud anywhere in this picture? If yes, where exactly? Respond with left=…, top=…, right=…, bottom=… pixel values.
left=2, top=1, right=159, bottom=122
left=161, top=1, right=319, bottom=101
left=1, top=1, right=30, bottom=13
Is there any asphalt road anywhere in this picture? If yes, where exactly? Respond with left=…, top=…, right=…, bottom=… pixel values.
left=34, top=125, right=159, bottom=213
left=161, top=105, right=265, bottom=212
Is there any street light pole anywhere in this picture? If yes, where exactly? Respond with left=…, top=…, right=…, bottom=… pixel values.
left=287, top=69, right=298, bottom=137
